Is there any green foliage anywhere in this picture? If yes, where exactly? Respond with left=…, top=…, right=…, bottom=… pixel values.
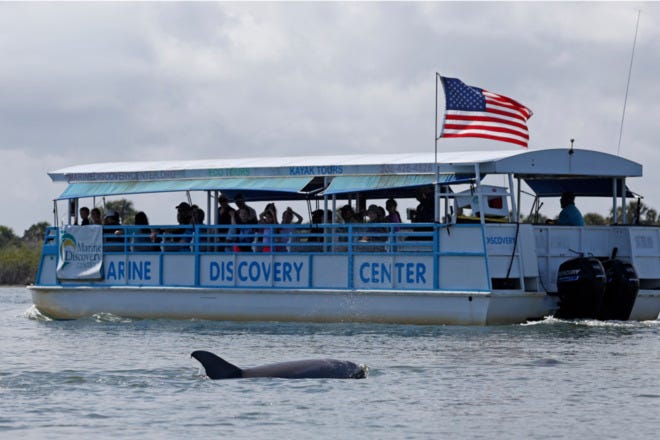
left=0, top=242, right=41, bottom=285
left=520, top=212, right=549, bottom=224
left=584, top=212, right=607, bottom=225
left=105, top=199, right=137, bottom=225
left=0, top=226, right=19, bottom=247
left=608, top=199, right=660, bottom=225
left=0, top=222, right=50, bottom=285
left=23, top=222, right=50, bottom=243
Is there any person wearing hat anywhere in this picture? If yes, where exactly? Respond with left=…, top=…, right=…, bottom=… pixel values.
left=102, top=209, right=123, bottom=252
left=557, top=192, right=584, bottom=226
left=167, top=202, right=193, bottom=251
left=176, top=202, right=193, bottom=225
left=103, top=209, right=120, bottom=225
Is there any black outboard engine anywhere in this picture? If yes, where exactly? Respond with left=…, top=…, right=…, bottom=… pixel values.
left=555, top=256, right=606, bottom=319
left=598, top=249, right=640, bottom=320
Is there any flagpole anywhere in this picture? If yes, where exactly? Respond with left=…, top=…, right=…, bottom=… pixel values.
left=435, top=72, right=439, bottom=165
left=434, top=73, right=440, bottom=222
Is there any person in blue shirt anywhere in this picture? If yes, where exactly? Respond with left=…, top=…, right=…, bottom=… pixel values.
left=557, top=192, right=584, bottom=226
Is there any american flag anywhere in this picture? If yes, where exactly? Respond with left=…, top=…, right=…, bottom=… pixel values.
left=439, top=76, right=533, bottom=148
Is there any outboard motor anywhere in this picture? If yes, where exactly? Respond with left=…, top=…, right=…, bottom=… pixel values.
left=555, top=256, right=606, bottom=319
left=598, top=248, right=640, bottom=320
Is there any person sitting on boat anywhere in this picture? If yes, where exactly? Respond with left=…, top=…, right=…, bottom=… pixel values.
left=79, top=206, right=90, bottom=225
left=339, top=204, right=360, bottom=224
left=90, top=207, right=102, bottom=225
left=257, top=204, right=277, bottom=252
left=216, top=195, right=236, bottom=252
left=191, top=205, right=209, bottom=252
left=103, top=209, right=124, bottom=252
left=413, top=187, right=434, bottom=223
left=334, top=204, right=360, bottom=252
left=230, top=206, right=257, bottom=252
left=278, top=206, right=303, bottom=252
left=233, top=193, right=257, bottom=223
left=360, top=204, right=387, bottom=250
left=556, top=192, right=584, bottom=226
left=165, top=202, right=193, bottom=252
left=132, top=211, right=160, bottom=252
left=306, top=209, right=330, bottom=251
left=385, top=198, right=402, bottom=224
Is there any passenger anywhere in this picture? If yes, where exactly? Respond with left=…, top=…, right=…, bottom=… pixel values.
left=132, top=211, right=159, bottom=252
left=103, top=209, right=124, bottom=252
left=170, top=202, right=193, bottom=252
left=413, top=187, right=434, bottom=223
left=377, top=205, right=388, bottom=222
left=103, top=209, right=120, bottom=226
left=337, top=204, right=360, bottom=252
left=557, top=192, right=585, bottom=226
left=79, top=206, right=90, bottom=225
left=278, top=207, right=303, bottom=252
left=230, top=206, right=257, bottom=252
left=281, top=206, right=303, bottom=225
left=234, top=193, right=258, bottom=223
left=307, top=209, right=329, bottom=250
left=191, top=205, right=205, bottom=225
left=385, top=198, right=402, bottom=223
left=216, top=195, right=236, bottom=251
left=90, top=207, right=102, bottom=225
left=258, top=206, right=277, bottom=252
left=176, top=202, right=193, bottom=225
left=384, top=198, right=401, bottom=250
left=360, top=204, right=387, bottom=248
left=264, top=203, right=278, bottom=224
left=339, top=204, right=360, bottom=224
left=191, top=205, right=208, bottom=251
left=413, top=187, right=437, bottom=241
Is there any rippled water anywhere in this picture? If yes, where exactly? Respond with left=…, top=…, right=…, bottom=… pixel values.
left=1, top=287, right=659, bottom=439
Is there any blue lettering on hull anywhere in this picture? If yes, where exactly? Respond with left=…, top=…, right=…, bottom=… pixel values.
left=106, top=260, right=152, bottom=281
left=359, top=262, right=427, bottom=285
left=209, top=260, right=304, bottom=284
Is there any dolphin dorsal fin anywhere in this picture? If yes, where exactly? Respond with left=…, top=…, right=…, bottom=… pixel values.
left=191, top=350, right=243, bottom=379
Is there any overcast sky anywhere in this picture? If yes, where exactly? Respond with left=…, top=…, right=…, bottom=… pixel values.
left=1, top=1, right=659, bottom=234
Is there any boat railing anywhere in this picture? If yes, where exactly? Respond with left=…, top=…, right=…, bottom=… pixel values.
left=42, top=223, right=448, bottom=255
left=104, top=223, right=438, bottom=254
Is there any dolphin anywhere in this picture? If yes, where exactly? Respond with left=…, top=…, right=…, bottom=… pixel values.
left=191, top=350, right=367, bottom=380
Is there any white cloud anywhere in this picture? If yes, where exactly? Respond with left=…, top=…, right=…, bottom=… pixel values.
left=1, top=2, right=660, bottom=233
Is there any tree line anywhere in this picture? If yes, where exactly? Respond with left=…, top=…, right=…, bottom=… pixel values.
left=0, top=199, right=658, bottom=285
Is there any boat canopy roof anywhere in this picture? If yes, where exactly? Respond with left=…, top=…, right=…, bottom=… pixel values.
left=49, top=148, right=642, bottom=201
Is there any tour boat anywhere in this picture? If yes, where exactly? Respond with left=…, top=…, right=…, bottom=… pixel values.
left=29, top=148, right=660, bottom=324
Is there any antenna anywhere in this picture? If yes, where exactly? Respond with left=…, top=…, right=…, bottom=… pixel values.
left=617, top=10, right=641, bottom=156
left=569, top=138, right=574, bottom=155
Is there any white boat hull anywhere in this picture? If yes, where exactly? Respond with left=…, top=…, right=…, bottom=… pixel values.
left=29, top=285, right=568, bottom=325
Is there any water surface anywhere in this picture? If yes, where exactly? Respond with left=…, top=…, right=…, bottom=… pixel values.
left=1, top=287, right=658, bottom=439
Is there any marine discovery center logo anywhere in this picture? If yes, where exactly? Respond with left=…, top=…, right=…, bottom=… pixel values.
left=56, top=226, right=104, bottom=280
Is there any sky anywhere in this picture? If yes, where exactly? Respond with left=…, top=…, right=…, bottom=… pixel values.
left=2, top=1, right=659, bottom=234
